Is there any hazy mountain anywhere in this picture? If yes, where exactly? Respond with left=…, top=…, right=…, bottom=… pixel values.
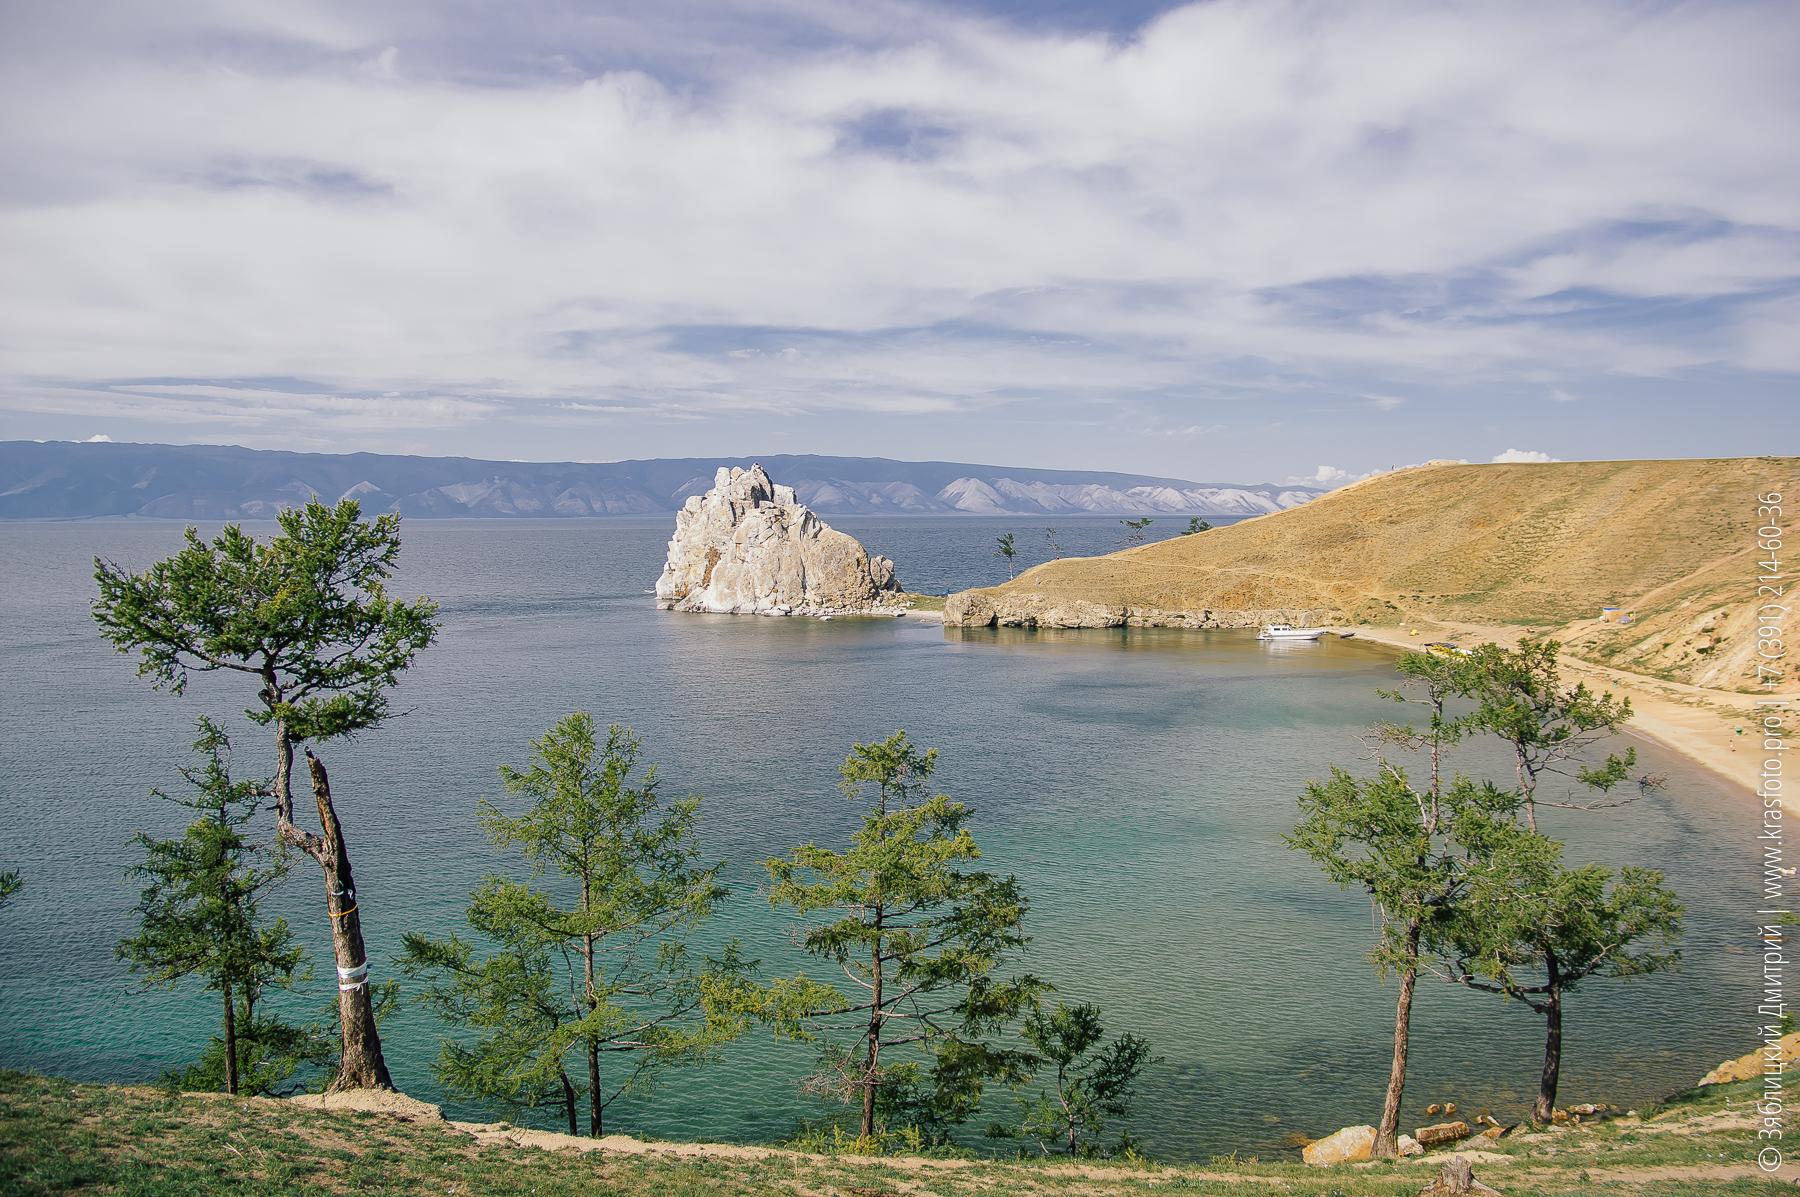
left=0, top=441, right=1321, bottom=520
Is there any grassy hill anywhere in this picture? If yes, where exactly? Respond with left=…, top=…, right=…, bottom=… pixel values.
left=948, top=457, right=1793, bottom=692
left=1, top=1068, right=1788, bottom=1195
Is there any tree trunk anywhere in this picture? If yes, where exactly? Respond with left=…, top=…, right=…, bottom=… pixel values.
left=307, top=752, right=393, bottom=1092
left=589, top=1038, right=602, bottom=1137
left=1419, top=1155, right=1504, bottom=1195
left=222, top=983, right=238, bottom=1096
left=562, top=1071, right=578, bottom=1136
left=864, top=940, right=883, bottom=1140
left=1374, top=920, right=1422, bottom=1157
left=1534, top=950, right=1563, bottom=1123
left=1065, top=1068, right=1078, bottom=1155
left=584, top=923, right=602, bottom=1138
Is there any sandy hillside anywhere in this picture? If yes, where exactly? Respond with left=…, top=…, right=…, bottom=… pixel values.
left=956, top=456, right=1791, bottom=693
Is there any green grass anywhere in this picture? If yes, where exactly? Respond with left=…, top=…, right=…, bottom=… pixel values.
left=0, top=1069, right=1791, bottom=1196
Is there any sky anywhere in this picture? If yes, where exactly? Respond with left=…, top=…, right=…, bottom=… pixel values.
left=2, top=0, right=1795, bottom=486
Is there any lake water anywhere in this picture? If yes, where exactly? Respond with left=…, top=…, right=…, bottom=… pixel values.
left=0, top=515, right=1759, bottom=1161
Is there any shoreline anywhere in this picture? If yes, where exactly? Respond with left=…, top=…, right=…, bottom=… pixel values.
left=1344, top=623, right=1766, bottom=802
left=915, top=608, right=1764, bottom=801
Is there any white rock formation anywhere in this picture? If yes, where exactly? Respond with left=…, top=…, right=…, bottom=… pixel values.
left=654, top=464, right=905, bottom=616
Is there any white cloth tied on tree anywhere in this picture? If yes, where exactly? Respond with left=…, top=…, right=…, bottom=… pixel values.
left=338, top=961, right=370, bottom=991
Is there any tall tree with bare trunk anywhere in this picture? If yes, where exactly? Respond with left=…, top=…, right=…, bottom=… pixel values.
left=1286, top=652, right=1504, bottom=1158
left=94, top=498, right=438, bottom=1091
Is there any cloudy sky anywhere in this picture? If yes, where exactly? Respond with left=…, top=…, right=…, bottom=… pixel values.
left=2, top=0, right=1794, bottom=484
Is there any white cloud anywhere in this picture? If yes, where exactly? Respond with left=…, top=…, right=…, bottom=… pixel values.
left=1287, top=465, right=1375, bottom=488
left=83, top=433, right=112, bottom=442
left=0, top=0, right=1792, bottom=471
left=1491, top=449, right=1561, bottom=463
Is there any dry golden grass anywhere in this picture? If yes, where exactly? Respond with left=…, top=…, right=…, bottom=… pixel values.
left=977, top=457, right=1793, bottom=691
left=3, top=1069, right=1793, bottom=1196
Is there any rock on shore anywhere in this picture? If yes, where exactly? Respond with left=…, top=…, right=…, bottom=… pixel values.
left=655, top=464, right=905, bottom=616
left=942, top=589, right=1335, bottom=630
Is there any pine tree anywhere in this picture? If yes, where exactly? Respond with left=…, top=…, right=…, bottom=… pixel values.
left=1445, top=826, right=1681, bottom=1121
left=1012, top=1003, right=1159, bottom=1157
left=95, top=498, right=438, bottom=1090
left=401, top=714, right=753, bottom=1136
left=116, top=718, right=307, bottom=1096
left=765, top=732, right=1046, bottom=1140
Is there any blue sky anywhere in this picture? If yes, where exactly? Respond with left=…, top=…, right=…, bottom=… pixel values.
left=1, top=0, right=1794, bottom=485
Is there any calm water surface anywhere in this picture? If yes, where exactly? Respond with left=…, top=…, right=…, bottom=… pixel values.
left=0, top=516, right=1758, bottom=1160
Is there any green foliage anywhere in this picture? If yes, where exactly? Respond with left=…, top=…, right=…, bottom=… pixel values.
left=994, top=533, right=1017, bottom=580
left=115, top=719, right=309, bottom=1095
left=92, top=498, right=438, bottom=748
left=401, top=714, right=750, bottom=1136
left=1044, top=527, right=1064, bottom=560
left=1456, top=639, right=1640, bottom=825
left=1287, top=768, right=1518, bottom=979
left=116, top=720, right=300, bottom=988
left=1181, top=518, right=1212, bottom=535
left=1005, top=1003, right=1160, bottom=1157
left=764, top=732, right=1046, bottom=1138
left=164, top=1007, right=335, bottom=1097
left=1451, top=834, right=1683, bottom=999
left=1299, top=642, right=1684, bottom=1131
left=1290, top=653, right=1510, bottom=978
left=0, top=870, right=19, bottom=907
left=1116, top=518, right=1154, bottom=546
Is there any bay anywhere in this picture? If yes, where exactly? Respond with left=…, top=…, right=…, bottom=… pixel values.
left=0, top=515, right=1755, bottom=1160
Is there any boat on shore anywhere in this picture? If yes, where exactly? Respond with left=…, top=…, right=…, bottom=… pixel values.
left=1256, top=624, right=1327, bottom=641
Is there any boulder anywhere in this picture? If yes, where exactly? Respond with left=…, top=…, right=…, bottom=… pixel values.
left=1398, top=1134, right=1425, bottom=1156
left=1414, top=1121, right=1472, bottom=1148
left=654, top=465, right=904, bottom=617
left=1301, top=1124, right=1375, bottom=1166
left=1700, top=1031, right=1800, bottom=1085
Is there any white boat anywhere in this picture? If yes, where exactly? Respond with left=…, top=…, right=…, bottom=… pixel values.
left=1257, top=624, right=1326, bottom=641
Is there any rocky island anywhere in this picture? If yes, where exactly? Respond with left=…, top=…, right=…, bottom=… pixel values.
left=654, top=464, right=906, bottom=617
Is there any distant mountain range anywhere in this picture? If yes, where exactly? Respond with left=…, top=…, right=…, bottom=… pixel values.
left=0, top=441, right=1323, bottom=520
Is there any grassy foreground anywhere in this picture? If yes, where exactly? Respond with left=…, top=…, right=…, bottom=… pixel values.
left=1, top=1069, right=1792, bottom=1196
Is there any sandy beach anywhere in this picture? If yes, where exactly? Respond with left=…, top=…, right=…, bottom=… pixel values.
left=915, top=604, right=1772, bottom=801
left=1346, top=622, right=1776, bottom=802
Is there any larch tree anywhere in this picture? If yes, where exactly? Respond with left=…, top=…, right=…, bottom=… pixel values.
left=403, top=714, right=752, bottom=1137
left=1012, top=1002, right=1159, bottom=1157
left=1287, top=651, right=1508, bottom=1158
left=994, top=533, right=1018, bottom=579
left=117, top=718, right=305, bottom=1096
left=764, top=731, right=1046, bottom=1141
left=1116, top=518, right=1154, bottom=546
left=1460, top=640, right=1648, bottom=830
left=93, top=498, right=438, bottom=1091
left=1444, top=831, right=1682, bottom=1122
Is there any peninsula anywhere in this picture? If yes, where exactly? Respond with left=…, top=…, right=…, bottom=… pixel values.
left=943, top=456, right=1794, bottom=795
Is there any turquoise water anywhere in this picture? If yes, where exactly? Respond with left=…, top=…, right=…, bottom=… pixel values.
left=0, top=516, right=1757, bottom=1160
